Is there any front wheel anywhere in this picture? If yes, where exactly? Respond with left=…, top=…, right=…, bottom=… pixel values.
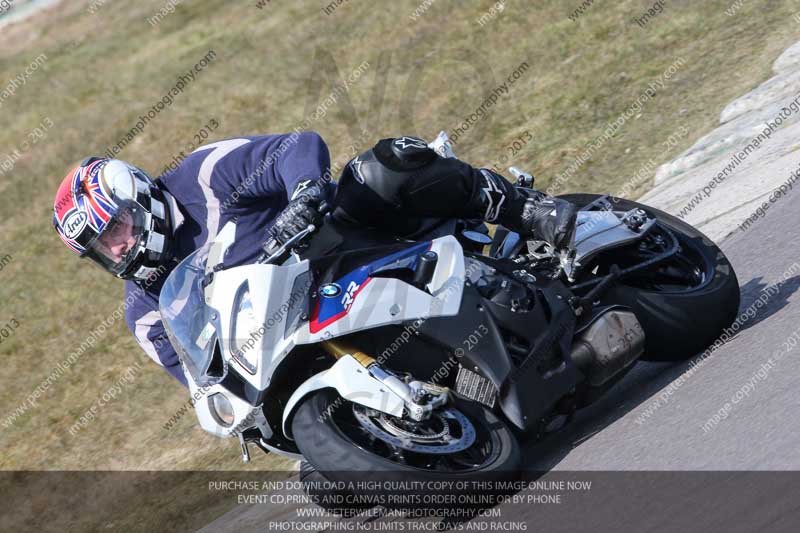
left=560, top=193, right=740, bottom=361
left=291, top=390, right=521, bottom=510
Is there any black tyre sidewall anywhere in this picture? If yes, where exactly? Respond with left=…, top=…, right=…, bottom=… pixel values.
left=299, top=461, right=375, bottom=516
left=559, top=193, right=740, bottom=361
left=291, top=390, right=521, bottom=509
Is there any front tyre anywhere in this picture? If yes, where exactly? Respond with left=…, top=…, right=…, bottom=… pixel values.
left=291, top=390, right=521, bottom=511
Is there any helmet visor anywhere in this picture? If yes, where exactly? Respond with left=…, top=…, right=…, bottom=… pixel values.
left=85, top=202, right=148, bottom=277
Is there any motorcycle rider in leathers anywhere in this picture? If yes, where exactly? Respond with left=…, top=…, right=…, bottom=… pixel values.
left=52, top=132, right=576, bottom=387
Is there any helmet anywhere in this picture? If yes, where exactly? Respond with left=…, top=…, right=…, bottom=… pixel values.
left=53, top=157, right=172, bottom=280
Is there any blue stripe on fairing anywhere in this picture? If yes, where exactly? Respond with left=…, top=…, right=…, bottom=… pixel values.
left=312, top=241, right=432, bottom=325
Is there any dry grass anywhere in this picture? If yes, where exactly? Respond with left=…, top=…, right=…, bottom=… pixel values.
left=0, top=0, right=797, bottom=521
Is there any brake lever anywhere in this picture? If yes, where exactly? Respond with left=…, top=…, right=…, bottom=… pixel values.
left=256, top=224, right=317, bottom=265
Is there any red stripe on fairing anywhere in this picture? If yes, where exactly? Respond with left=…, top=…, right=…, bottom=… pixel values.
left=308, top=277, right=373, bottom=334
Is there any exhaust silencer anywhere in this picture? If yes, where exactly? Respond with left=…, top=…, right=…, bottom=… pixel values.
left=570, top=310, right=645, bottom=387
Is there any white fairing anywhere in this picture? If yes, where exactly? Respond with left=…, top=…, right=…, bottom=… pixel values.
left=201, top=235, right=464, bottom=393
left=203, top=259, right=313, bottom=391
left=281, top=355, right=406, bottom=439
left=188, top=377, right=271, bottom=439
left=165, top=227, right=467, bottom=448
left=299, top=236, right=465, bottom=342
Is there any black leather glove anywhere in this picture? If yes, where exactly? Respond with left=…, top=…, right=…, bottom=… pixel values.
left=477, top=169, right=577, bottom=251
left=263, top=179, right=330, bottom=255
left=510, top=188, right=578, bottom=251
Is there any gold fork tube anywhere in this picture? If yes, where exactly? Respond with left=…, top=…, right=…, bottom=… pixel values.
left=321, top=339, right=376, bottom=367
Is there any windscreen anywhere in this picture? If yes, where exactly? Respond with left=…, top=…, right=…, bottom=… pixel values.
left=158, top=243, right=222, bottom=385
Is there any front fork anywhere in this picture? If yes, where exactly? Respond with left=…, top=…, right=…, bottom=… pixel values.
left=321, top=339, right=449, bottom=421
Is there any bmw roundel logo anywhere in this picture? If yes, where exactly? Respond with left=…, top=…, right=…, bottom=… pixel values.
left=320, top=283, right=342, bottom=298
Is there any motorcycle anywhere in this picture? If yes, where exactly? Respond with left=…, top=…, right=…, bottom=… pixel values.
left=159, top=132, right=740, bottom=507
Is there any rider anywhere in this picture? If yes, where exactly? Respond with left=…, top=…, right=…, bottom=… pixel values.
left=52, top=133, right=576, bottom=387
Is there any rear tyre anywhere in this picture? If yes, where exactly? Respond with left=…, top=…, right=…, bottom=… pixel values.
left=559, top=193, right=740, bottom=361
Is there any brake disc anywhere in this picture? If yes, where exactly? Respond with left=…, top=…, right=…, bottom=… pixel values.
left=352, top=406, right=476, bottom=454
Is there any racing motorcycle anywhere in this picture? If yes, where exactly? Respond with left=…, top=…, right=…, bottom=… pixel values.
left=159, top=132, right=739, bottom=506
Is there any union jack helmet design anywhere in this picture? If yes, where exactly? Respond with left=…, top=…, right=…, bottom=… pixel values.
left=53, top=157, right=172, bottom=280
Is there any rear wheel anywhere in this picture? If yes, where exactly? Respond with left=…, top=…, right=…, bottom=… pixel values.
left=291, top=390, right=521, bottom=511
left=560, top=193, right=740, bottom=361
